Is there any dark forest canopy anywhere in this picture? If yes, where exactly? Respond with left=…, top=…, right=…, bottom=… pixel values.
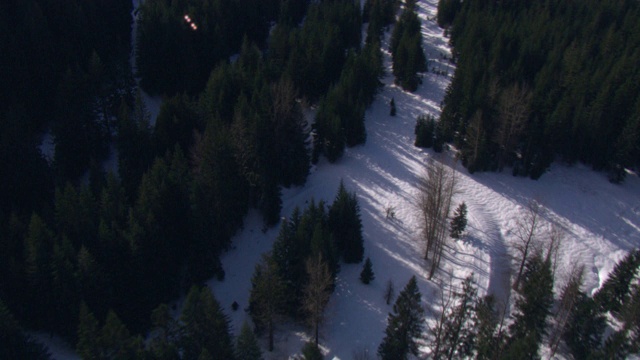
left=437, top=0, right=640, bottom=181
left=0, top=0, right=389, bottom=352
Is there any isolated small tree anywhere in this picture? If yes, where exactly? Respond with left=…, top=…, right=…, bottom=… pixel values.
left=360, top=257, right=375, bottom=284
left=236, top=321, right=263, bottom=360
left=449, top=202, right=467, bottom=239
left=390, top=97, right=397, bottom=116
left=378, top=276, right=424, bottom=360
left=384, top=279, right=395, bottom=305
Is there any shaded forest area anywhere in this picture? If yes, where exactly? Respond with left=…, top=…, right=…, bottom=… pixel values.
left=0, top=0, right=396, bottom=356
left=436, top=0, right=640, bottom=181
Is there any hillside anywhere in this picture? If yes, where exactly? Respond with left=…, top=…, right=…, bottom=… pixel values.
left=204, top=1, right=640, bottom=359
left=32, top=0, right=640, bottom=358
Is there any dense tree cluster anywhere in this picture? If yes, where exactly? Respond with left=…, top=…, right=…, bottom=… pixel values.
left=390, top=0, right=427, bottom=91
left=1, top=0, right=401, bottom=353
left=438, top=0, right=640, bottom=180
left=429, top=249, right=640, bottom=359
left=250, top=182, right=365, bottom=350
left=75, top=286, right=245, bottom=359
left=415, top=113, right=445, bottom=152
left=313, top=42, right=384, bottom=162
left=0, top=0, right=133, bottom=218
left=136, top=0, right=282, bottom=96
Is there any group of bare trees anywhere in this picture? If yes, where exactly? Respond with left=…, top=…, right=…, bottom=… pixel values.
left=417, top=158, right=457, bottom=279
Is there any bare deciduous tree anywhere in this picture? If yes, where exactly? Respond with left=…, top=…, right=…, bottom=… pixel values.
left=545, top=223, right=565, bottom=277
left=303, top=254, right=333, bottom=346
left=418, top=158, right=457, bottom=279
left=428, top=277, right=455, bottom=359
left=512, top=199, right=544, bottom=290
left=384, top=279, right=395, bottom=305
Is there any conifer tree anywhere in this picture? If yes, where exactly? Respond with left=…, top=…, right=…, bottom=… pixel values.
left=99, top=310, right=142, bottom=359
left=441, top=275, right=477, bottom=359
left=474, top=295, right=499, bottom=360
left=378, top=276, right=424, bottom=359
left=593, top=249, right=640, bottom=315
left=24, top=213, right=54, bottom=329
left=449, top=202, right=467, bottom=239
left=360, top=257, right=375, bottom=284
left=180, top=286, right=235, bottom=360
left=235, top=321, right=263, bottom=360
left=503, top=253, right=554, bottom=359
left=563, top=293, right=606, bottom=359
left=390, top=2, right=426, bottom=92
left=249, top=254, right=285, bottom=352
left=437, top=0, right=461, bottom=28
left=414, top=114, right=436, bottom=148
left=390, top=97, right=396, bottom=116
left=148, top=303, right=180, bottom=359
left=328, top=181, right=364, bottom=263
left=76, top=303, right=100, bottom=359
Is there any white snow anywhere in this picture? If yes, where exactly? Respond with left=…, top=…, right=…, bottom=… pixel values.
left=208, top=0, right=640, bottom=359
left=41, top=0, right=640, bottom=358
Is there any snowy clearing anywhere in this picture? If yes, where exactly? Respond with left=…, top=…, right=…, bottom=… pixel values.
left=206, top=1, right=640, bottom=359
left=41, top=0, right=640, bottom=358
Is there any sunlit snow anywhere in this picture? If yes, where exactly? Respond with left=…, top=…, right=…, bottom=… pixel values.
left=41, top=0, right=640, bottom=358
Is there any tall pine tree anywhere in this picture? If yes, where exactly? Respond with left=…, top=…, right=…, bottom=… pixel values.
left=378, top=276, right=425, bottom=359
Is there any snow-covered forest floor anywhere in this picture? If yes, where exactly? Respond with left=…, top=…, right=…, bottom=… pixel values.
left=39, top=0, right=640, bottom=358
left=205, top=1, right=640, bottom=359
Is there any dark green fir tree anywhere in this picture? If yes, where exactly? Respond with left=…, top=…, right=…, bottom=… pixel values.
left=328, top=181, right=364, bottom=263
left=593, top=249, right=640, bottom=315
left=235, top=321, right=263, bottom=360
left=360, top=257, right=375, bottom=284
left=450, top=202, right=468, bottom=239
left=378, top=276, right=424, bottom=359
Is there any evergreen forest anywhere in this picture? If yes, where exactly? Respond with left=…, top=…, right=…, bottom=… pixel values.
left=436, top=0, right=640, bottom=181
left=1, top=0, right=640, bottom=358
left=0, top=0, right=391, bottom=356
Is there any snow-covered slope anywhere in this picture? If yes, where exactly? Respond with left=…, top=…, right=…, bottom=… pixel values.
left=41, top=0, right=640, bottom=358
left=208, top=1, right=640, bottom=359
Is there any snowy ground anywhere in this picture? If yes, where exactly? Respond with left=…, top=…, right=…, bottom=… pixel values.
left=208, top=1, right=640, bottom=359
left=41, top=0, right=640, bottom=358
